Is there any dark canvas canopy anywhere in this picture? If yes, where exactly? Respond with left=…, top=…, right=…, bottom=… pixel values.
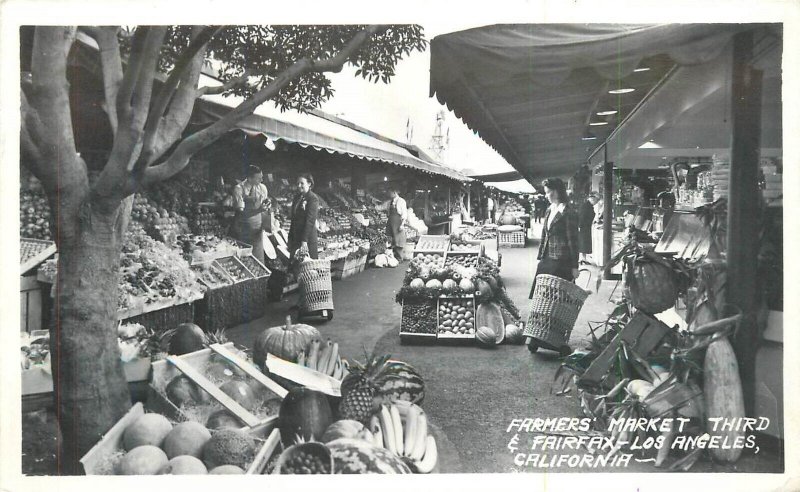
left=429, top=24, right=773, bottom=181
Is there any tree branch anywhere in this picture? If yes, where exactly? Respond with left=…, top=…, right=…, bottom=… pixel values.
left=142, top=26, right=382, bottom=185
left=197, top=69, right=252, bottom=95
left=116, top=26, right=150, bottom=124
left=83, top=26, right=123, bottom=134
left=129, top=26, right=167, bottom=128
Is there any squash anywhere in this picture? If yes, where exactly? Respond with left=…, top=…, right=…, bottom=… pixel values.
left=475, top=302, right=504, bottom=344
left=279, top=387, right=334, bottom=446
left=475, top=326, right=496, bottom=347
left=475, top=279, right=493, bottom=302
left=504, top=324, right=524, bottom=344
left=703, top=337, right=745, bottom=463
left=624, top=258, right=678, bottom=314
left=169, top=323, right=207, bottom=355
left=253, top=315, right=321, bottom=367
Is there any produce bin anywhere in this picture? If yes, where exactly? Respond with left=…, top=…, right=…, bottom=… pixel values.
left=413, top=234, right=450, bottom=253
left=436, top=295, right=476, bottom=343
left=194, top=256, right=269, bottom=330
left=498, top=230, right=526, bottom=248
left=80, top=402, right=282, bottom=475
left=443, top=251, right=481, bottom=269
left=399, top=300, right=438, bottom=344
left=147, top=343, right=287, bottom=430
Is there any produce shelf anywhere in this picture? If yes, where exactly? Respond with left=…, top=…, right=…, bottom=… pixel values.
left=20, top=238, right=56, bottom=274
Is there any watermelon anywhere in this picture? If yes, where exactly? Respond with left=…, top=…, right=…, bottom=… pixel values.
left=475, top=279, right=493, bottom=301
left=475, top=326, right=497, bottom=347
left=169, top=323, right=206, bottom=355
left=326, top=438, right=412, bottom=474
left=377, top=360, right=425, bottom=404
left=476, top=302, right=504, bottom=342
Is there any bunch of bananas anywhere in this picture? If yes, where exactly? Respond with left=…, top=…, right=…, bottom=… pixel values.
left=367, top=401, right=438, bottom=473
left=297, top=339, right=348, bottom=380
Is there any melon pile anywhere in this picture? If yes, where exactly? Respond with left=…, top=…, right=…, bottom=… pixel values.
left=113, top=413, right=256, bottom=475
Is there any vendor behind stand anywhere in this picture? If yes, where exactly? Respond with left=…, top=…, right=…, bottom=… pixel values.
left=383, top=187, right=408, bottom=260
left=232, top=165, right=269, bottom=264
left=288, top=173, right=320, bottom=260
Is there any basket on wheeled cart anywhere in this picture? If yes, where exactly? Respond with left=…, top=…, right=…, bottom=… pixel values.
left=525, top=273, right=590, bottom=356
left=297, top=258, right=334, bottom=320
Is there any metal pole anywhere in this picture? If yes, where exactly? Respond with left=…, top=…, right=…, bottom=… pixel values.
left=602, top=146, right=614, bottom=279
left=726, top=30, right=763, bottom=416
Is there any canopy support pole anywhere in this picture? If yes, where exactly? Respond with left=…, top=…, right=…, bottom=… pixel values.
left=726, top=30, right=763, bottom=417
left=602, top=147, right=614, bottom=280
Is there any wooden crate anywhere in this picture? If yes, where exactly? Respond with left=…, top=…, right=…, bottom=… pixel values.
left=399, top=300, right=438, bottom=344
left=578, top=312, right=671, bottom=389
left=436, top=295, right=476, bottom=343
left=193, top=276, right=269, bottom=331
left=148, top=343, right=287, bottom=430
left=79, top=402, right=282, bottom=475
left=498, top=230, right=526, bottom=248
left=20, top=274, right=43, bottom=333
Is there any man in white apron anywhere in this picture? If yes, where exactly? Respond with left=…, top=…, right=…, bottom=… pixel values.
left=232, top=165, right=269, bottom=264
left=385, top=187, right=408, bottom=260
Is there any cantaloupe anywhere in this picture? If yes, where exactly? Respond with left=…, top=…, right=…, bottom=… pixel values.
left=117, top=445, right=169, bottom=475
left=160, top=455, right=208, bottom=475
left=163, top=421, right=212, bottom=459
left=123, top=413, right=173, bottom=451
left=209, top=465, right=245, bottom=474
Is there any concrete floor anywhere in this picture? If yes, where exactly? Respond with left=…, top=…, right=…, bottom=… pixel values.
left=225, top=223, right=784, bottom=474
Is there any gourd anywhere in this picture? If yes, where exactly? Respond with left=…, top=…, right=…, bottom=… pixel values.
left=475, top=326, right=497, bottom=347
left=253, top=315, right=321, bottom=367
left=278, top=387, right=334, bottom=446
left=703, top=337, right=745, bottom=463
left=624, top=257, right=678, bottom=314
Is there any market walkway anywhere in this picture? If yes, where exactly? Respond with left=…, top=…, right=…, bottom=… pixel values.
left=226, top=225, right=782, bottom=474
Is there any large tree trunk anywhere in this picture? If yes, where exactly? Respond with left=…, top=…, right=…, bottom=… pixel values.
left=50, top=190, right=132, bottom=475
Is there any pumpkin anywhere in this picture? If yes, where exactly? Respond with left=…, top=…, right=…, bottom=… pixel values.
left=169, top=323, right=206, bottom=355
left=475, top=326, right=497, bottom=347
left=253, top=315, right=321, bottom=367
left=279, top=387, right=334, bottom=446
left=321, top=420, right=374, bottom=443
left=504, top=324, right=524, bottom=344
left=376, top=360, right=425, bottom=404
left=409, top=278, right=425, bottom=288
left=703, top=338, right=745, bottom=463
left=441, top=279, right=457, bottom=292
left=325, top=438, right=412, bottom=474
left=425, top=279, right=442, bottom=290
left=624, top=258, right=678, bottom=314
left=458, top=278, right=475, bottom=292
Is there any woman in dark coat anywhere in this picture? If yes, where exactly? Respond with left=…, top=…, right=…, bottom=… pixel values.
left=529, top=178, right=580, bottom=297
left=288, top=173, right=320, bottom=260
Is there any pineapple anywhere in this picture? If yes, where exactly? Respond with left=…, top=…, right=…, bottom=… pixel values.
left=338, top=352, right=393, bottom=424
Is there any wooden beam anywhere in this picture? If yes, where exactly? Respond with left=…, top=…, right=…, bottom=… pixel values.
left=602, top=148, right=614, bottom=279
left=725, top=30, right=763, bottom=417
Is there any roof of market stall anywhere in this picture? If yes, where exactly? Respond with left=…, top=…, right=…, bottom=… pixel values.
left=429, top=24, right=778, bottom=181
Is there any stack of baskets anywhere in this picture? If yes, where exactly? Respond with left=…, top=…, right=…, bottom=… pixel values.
left=297, top=259, right=334, bottom=313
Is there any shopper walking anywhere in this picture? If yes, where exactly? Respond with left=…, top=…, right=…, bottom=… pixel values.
left=534, top=194, right=548, bottom=224
left=232, top=165, right=269, bottom=264
left=578, top=193, right=599, bottom=265
left=288, top=173, right=320, bottom=261
left=528, top=178, right=579, bottom=296
left=384, top=187, right=408, bottom=261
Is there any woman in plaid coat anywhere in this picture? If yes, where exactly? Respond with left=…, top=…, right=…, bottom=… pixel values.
left=528, top=178, right=580, bottom=301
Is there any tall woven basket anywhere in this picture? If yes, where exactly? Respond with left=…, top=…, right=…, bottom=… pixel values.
left=297, top=259, right=334, bottom=312
left=525, top=274, right=590, bottom=351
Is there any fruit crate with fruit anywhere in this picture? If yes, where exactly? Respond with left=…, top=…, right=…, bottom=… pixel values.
left=410, top=252, right=445, bottom=270
left=191, top=262, right=234, bottom=290
left=413, top=235, right=450, bottom=253
left=237, top=254, right=272, bottom=279
left=442, top=251, right=481, bottom=269
left=214, top=256, right=255, bottom=282
left=80, top=401, right=282, bottom=475
left=21, top=238, right=57, bottom=274
left=436, top=296, right=476, bottom=341
left=399, top=300, right=438, bottom=343
left=147, top=343, right=287, bottom=432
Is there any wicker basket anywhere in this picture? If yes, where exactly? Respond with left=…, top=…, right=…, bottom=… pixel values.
left=499, top=231, right=526, bottom=248
left=524, top=274, right=589, bottom=349
left=297, top=259, right=334, bottom=312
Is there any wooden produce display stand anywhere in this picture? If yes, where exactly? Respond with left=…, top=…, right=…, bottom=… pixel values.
left=148, top=342, right=287, bottom=430
left=194, top=255, right=271, bottom=331
left=79, top=402, right=282, bottom=475
left=399, top=299, right=439, bottom=344
left=435, top=294, right=477, bottom=344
